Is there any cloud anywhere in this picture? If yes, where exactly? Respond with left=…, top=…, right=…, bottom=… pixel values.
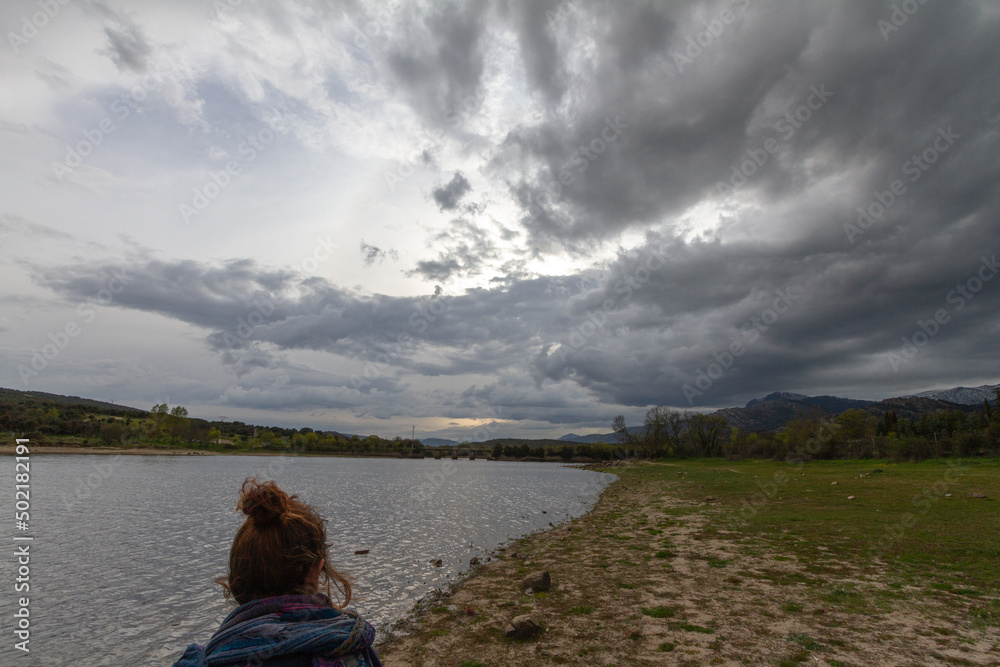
left=5, top=0, right=1000, bottom=436
left=91, top=3, right=154, bottom=74
left=431, top=171, right=472, bottom=211
left=409, top=219, right=503, bottom=282
left=360, top=240, right=399, bottom=266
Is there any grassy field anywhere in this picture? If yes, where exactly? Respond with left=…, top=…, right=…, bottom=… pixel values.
left=632, top=458, right=1000, bottom=593
left=381, top=457, right=1000, bottom=666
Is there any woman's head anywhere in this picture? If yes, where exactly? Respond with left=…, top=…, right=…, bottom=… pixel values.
left=217, top=477, right=352, bottom=607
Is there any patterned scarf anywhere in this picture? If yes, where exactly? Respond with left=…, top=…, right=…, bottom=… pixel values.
left=171, top=594, right=382, bottom=667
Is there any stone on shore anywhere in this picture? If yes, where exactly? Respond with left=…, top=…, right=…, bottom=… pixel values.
left=505, top=615, right=543, bottom=639
left=430, top=558, right=443, bottom=567
left=522, top=570, right=551, bottom=593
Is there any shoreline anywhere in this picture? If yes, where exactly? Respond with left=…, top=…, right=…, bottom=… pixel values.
left=376, top=460, right=1000, bottom=666
left=375, top=461, right=624, bottom=650
left=0, top=445, right=610, bottom=463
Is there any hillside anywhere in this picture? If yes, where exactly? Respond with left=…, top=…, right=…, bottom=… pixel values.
left=913, top=383, right=1000, bottom=405
left=0, top=387, right=147, bottom=416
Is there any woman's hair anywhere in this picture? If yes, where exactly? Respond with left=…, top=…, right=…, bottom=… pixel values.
left=216, top=477, right=352, bottom=607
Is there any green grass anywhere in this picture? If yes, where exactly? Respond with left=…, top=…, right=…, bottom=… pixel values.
left=640, top=605, right=679, bottom=618
left=459, top=662, right=484, bottom=667
left=607, top=458, right=1000, bottom=592
left=657, top=642, right=676, bottom=652
left=570, top=605, right=594, bottom=615
left=670, top=621, right=715, bottom=634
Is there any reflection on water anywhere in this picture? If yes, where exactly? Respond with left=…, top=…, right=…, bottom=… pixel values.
left=0, top=454, right=613, bottom=666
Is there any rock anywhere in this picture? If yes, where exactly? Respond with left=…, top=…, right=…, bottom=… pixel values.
left=470, top=556, right=480, bottom=565
left=505, top=615, right=543, bottom=639
left=354, top=549, right=369, bottom=555
left=704, top=496, right=715, bottom=502
left=627, top=626, right=643, bottom=639
left=541, top=510, right=547, bottom=514
left=969, top=492, right=987, bottom=499
left=522, top=570, right=551, bottom=593
left=945, top=493, right=952, bottom=498
left=430, top=559, right=443, bottom=567
left=847, top=495, right=856, bottom=500
left=831, top=481, right=838, bottom=485
left=524, top=559, right=533, bottom=566
left=523, top=587, right=534, bottom=596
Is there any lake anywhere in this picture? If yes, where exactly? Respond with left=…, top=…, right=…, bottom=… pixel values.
left=0, top=454, right=614, bottom=666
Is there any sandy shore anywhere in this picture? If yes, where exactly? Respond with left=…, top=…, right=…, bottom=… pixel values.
left=378, top=462, right=1000, bottom=666
left=0, top=445, right=218, bottom=455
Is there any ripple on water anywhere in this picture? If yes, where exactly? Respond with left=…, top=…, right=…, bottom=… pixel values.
left=0, top=455, right=613, bottom=665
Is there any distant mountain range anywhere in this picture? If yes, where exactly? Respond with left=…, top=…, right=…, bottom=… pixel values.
left=420, top=437, right=460, bottom=448
left=6, top=381, right=995, bottom=445
left=557, top=382, right=997, bottom=441
left=911, top=383, right=1000, bottom=405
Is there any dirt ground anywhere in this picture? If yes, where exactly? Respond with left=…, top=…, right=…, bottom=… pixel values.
left=378, top=464, right=1000, bottom=666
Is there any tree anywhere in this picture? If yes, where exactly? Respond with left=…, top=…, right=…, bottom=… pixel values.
left=686, top=413, right=729, bottom=457
left=613, top=407, right=687, bottom=459
left=170, top=405, right=189, bottom=418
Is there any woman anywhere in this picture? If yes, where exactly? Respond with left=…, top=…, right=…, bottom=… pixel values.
left=172, top=478, right=382, bottom=666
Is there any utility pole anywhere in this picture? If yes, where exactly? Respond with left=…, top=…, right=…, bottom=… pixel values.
left=411, top=425, right=415, bottom=449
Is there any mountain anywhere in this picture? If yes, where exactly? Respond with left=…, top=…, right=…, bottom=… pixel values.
left=718, top=393, right=876, bottom=431
left=419, top=437, right=460, bottom=448
left=912, top=383, right=1000, bottom=405
left=559, top=432, right=619, bottom=444
left=720, top=389, right=985, bottom=432
left=0, top=387, right=147, bottom=416
left=745, top=392, right=875, bottom=413
left=865, top=396, right=983, bottom=421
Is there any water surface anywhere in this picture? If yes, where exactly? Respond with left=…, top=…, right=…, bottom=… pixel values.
left=0, top=454, right=613, bottom=666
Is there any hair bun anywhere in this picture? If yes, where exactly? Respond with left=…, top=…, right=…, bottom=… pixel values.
left=238, top=478, right=290, bottom=525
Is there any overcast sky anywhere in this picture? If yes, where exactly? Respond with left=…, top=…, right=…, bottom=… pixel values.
left=2, top=0, right=998, bottom=440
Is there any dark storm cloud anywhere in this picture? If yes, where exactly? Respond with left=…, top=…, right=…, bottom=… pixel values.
left=431, top=172, right=472, bottom=211
left=383, top=1, right=490, bottom=130
left=471, top=0, right=1000, bottom=257
left=89, top=2, right=153, bottom=73
left=18, top=0, right=1000, bottom=428
left=34, top=206, right=1000, bottom=421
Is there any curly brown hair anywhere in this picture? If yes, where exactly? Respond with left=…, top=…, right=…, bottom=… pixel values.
left=215, top=477, right=352, bottom=607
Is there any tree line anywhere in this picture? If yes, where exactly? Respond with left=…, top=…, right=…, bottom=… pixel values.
left=612, top=391, right=1000, bottom=461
